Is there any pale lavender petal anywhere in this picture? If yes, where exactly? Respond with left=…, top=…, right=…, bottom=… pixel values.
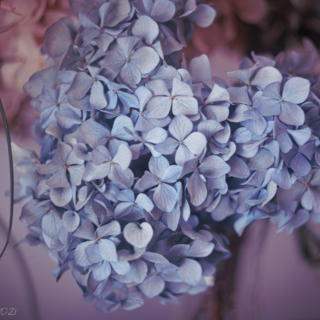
left=227, top=86, right=251, bottom=105
left=262, top=81, right=281, bottom=99
left=259, top=99, right=281, bottom=116
left=186, top=240, right=214, bottom=258
left=90, top=81, right=107, bottom=109
left=187, top=172, right=207, bottom=206
left=172, top=77, right=193, bottom=96
left=162, top=205, right=180, bottom=231
left=139, top=274, right=165, bottom=298
left=136, top=193, right=154, bottom=212
left=147, top=79, right=171, bottom=96
left=99, top=239, right=118, bottom=262
left=147, top=96, right=172, bottom=118
left=97, top=221, right=121, bottom=238
left=188, top=54, right=211, bottom=83
left=131, top=47, right=160, bottom=74
left=172, top=96, right=198, bottom=115
left=179, top=258, right=201, bottom=286
left=83, top=162, right=110, bottom=181
left=79, top=119, right=110, bottom=148
left=251, top=67, right=282, bottom=90
left=290, top=153, right=311, bottom=176
left=92, top=145, right=112, bottom=165
left=122, top=291, right=145, bottom=311
left=246, top=149, right=274, bottom=171
left=198, top=120, right=223, bottom=138
left=126, top=260, right=148, bottom=284
left=150, top=0, right=175, bottom=22
left=74, top=241, right=94, bottom=267
left=183, top=132, right=207, bottom=154
left=112, top=144, right=132, bottom=170
left=114, top=202, right=133, bottom=219
left=110, top=260, right=130, bottom=275
left=62, top=211, right=80, bottom=232
left=199, top=156, right=230, bottom=178
left=280, top=101, right=305, bottom=126
left=188, top=4, right=216, bottom=28
left=132, top=15, right=159, bottom=45
left=120, top=62, right=141, bottom=87
left=149, top=155, right=169, bottom=178
left=68, top=164, right=85, bottom=186
left=136, top=171, right=158, bottom=191
left=179, top=156, right=199, bottom=178
left=169, top=115, right=192, bottom=141
left=161, top=165, right=182, bottom=183
left=144, top=127, right=167, bottom=144
left=50, top=187, right=72, bottom=207
left=100, top=49, right=126, bottom=74
left=47, top=169, right=70, bottom=188
left=175, top=144, right=194, bottom=166
left=288, top=127, right=311, bottom=146
left=92, top=261, right=111, bottom=281
left=244, top=113, right=267, bottom=136
left=73, top=221, right=95, bottom=240
left=142, top=252, right=169, bottom=264
left=66, top=72, right=93, bottom=99
left=111, top=115, right=134, bottom=140
left=154, top=183, right=177, bottom=212
left=86, top=244, right=104, bottom=264
left=123, top=222, right=153, bottom=248
left=282, top=77, right=310, bottom=104
left=109, top=165, right=134, bottom=188
left=276, top=181, right=306, bottom=210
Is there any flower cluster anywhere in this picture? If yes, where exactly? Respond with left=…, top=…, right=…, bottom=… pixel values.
left=15, top=0, right=320, bottom=314
left=16, top=0, right=223, bottom=313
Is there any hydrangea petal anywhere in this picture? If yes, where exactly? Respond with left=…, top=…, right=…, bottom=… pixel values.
left=120, top=62, right=141, bottom=87
left=150, top=0, right=175, bottom=22
left=251, top=66, right=282, bottom=90
left=92, top=261, right=112, bottom=281
left=90, top=81, right=107, bottom=110
left=154, top=183, right=177, bottom=212
left=50, top=187, right=72, bottom=207
left=139, top=274, right=165, bottom=298
left=179, top=258, right=201, bottom=286
left=123, top=222, right=153, bottom=248
left=131, top=47, right=160, bottom=74
left=132, top=15, right=159, bottom=45
left=186, top=240, right=214, bottom=258
left=126, top=260, right=148, bottom=284
left=187, top=172, right=207, bottom=206
left=188, top=54, right=211, bottom=83
left=169, top=115, right=193, bottom=141
left=66, top=72, right=93, bottom=99
left=147, top=96, right=172, bottom=118
left=199, top=156, right=230, bottom=178
left=62, top=211, right=80, bottom=232
left=280, top=101, right=305, bottom=126
left=79, top=119, right=110, bottom=148
left=110, top=260, right=130, bottom=275
left=183, top=132, right=207, bottom=155
left=290, top=153, right=311, bottom=176
left=188, top=4, right=216, bottom=28
left=75, top=241, right=95, bottom=267
left=122, top=291, right=145, bottom=310
left=282, top=77, right=310, bottom=104
left=99, top=239, right=118, bottom=262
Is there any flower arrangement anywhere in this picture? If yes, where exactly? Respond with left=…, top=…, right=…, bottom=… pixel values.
left=13, top=0, right=320, bottom=314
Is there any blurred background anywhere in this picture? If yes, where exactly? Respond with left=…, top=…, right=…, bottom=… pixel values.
left=1, top=0, right=320, bottom=319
